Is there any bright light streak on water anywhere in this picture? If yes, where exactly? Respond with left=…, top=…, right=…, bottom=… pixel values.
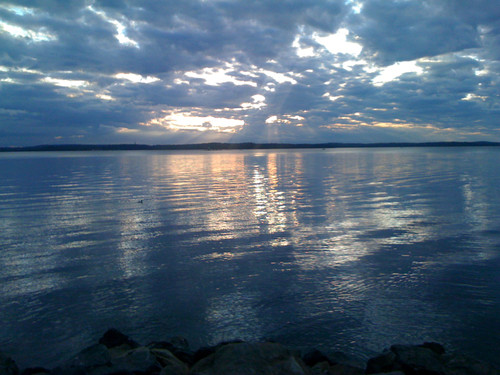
left=0, top=148, right=499, bottom=367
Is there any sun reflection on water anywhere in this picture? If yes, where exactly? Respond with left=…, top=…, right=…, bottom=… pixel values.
left=2, top=149, right=500, bottom=368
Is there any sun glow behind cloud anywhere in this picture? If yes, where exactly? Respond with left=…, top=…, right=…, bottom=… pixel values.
left=145, top=111, right=245, bottom=133
left=314, top=28, right=362, bottom=56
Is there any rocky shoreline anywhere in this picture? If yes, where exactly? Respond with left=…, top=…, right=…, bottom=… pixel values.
left=1, top=329, right=498, bottom=375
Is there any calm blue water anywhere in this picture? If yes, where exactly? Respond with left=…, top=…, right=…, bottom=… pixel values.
left=1, top=148, right=499, bottom=368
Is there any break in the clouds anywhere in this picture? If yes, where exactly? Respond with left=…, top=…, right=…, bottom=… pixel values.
left=1, top=0, right=499, bottom=146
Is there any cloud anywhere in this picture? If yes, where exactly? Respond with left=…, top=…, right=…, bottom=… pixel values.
left=0, top=0, right=499, bottom=146
left=351, top=0, right=480, bottom=65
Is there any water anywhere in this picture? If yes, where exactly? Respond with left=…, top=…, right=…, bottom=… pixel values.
left=1, top=148, right=499, bottom=368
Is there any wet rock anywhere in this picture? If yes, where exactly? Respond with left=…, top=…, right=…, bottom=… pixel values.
left=0, top=352, right=19, bottom=375
left=190, top=341, right=311, bottom=375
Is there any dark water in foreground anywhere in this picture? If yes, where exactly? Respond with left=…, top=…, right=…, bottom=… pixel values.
left=1, top=148, right=499, bottom=367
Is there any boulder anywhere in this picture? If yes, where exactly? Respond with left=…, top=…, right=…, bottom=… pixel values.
left=108, top=346, right=161, bottom=374
left=366, top=350, right=398, bottom=374
left=443, top=354, right=500, bottom=375
left=0, top=352, right=19, bottom=375
left=62, top=344, right=111, bottom=369
left=390, top=344, right=446, bottom=375
left=147, top=338, right=194, bottom=366
left=326, top=363, right=364, bottom=375
left=367, top=344, right=451, bottom=375
left=20, top=368, right=51, bottom=375
left=190, top=341, right=311, bottom=375
left=191, top=340, right=244, bottom=364
left=149, top=348, right=189, bottom=375
left=98, top=329, right=139, bottom=350
left=419, top=343, right=445, bottom=356
left=303, top=349, right=336, bottom=367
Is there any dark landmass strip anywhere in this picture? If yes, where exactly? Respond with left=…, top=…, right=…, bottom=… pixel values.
left=1, top=141, right=500, bottom=152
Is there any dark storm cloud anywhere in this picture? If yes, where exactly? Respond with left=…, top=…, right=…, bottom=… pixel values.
left=1, top=0, right=499, bottom=145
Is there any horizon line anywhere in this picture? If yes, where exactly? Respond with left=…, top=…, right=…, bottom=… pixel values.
left=2, top=141, right=500, bottom=152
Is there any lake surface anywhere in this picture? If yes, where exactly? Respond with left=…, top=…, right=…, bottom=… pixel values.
left=1, top=148, right=499, bottom=368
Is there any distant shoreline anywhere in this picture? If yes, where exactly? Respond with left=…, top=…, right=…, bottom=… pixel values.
left=1, top=141, right=500, bottom=152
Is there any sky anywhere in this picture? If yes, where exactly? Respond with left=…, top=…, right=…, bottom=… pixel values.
left=1, top=0, right=500, bottom=146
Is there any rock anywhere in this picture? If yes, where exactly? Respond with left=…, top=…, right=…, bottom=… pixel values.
left=20, top=368, right=51, bottom=375
left=367, top=344, right=449, bottom=375
left=166, top=337, right=189, bottom=353
left=160, top=365, right=189, bottom=375
left=98, top=329, right=139, bottom=350
left=366, top=350, right=398, bottom=374
left=327, top=363, right=364, bottom=375
left=63, top=344, right=111, bottom=369
left=444, top=354, right=500, bottom=375
left=311, top=361, right=331, bottom=374
left=303, top=349, right=336, bottom=367
left=108, top=346, right=161, bottom=374
left=310, top=362, right=364, bottom=375
left=191, top=340, right=244, bottom=364
left=149, top=348, right=189, bottom=375
left=419, top=343, right=445, bottom=356
left=0, top=352, right=19, bottom=375
left=190, top=341, right=311, bottom=375
left=390, top=344, right=446, bottom=375
left=147, top=339, right=194, bottom=366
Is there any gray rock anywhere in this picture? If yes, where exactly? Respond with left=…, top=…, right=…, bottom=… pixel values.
left=190, top=341, right=311, bottom=375
left=0, top=352, right=19, bottom=375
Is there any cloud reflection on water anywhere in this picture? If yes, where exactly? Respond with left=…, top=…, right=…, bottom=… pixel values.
left=1, top=149, right=499, bottom=367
